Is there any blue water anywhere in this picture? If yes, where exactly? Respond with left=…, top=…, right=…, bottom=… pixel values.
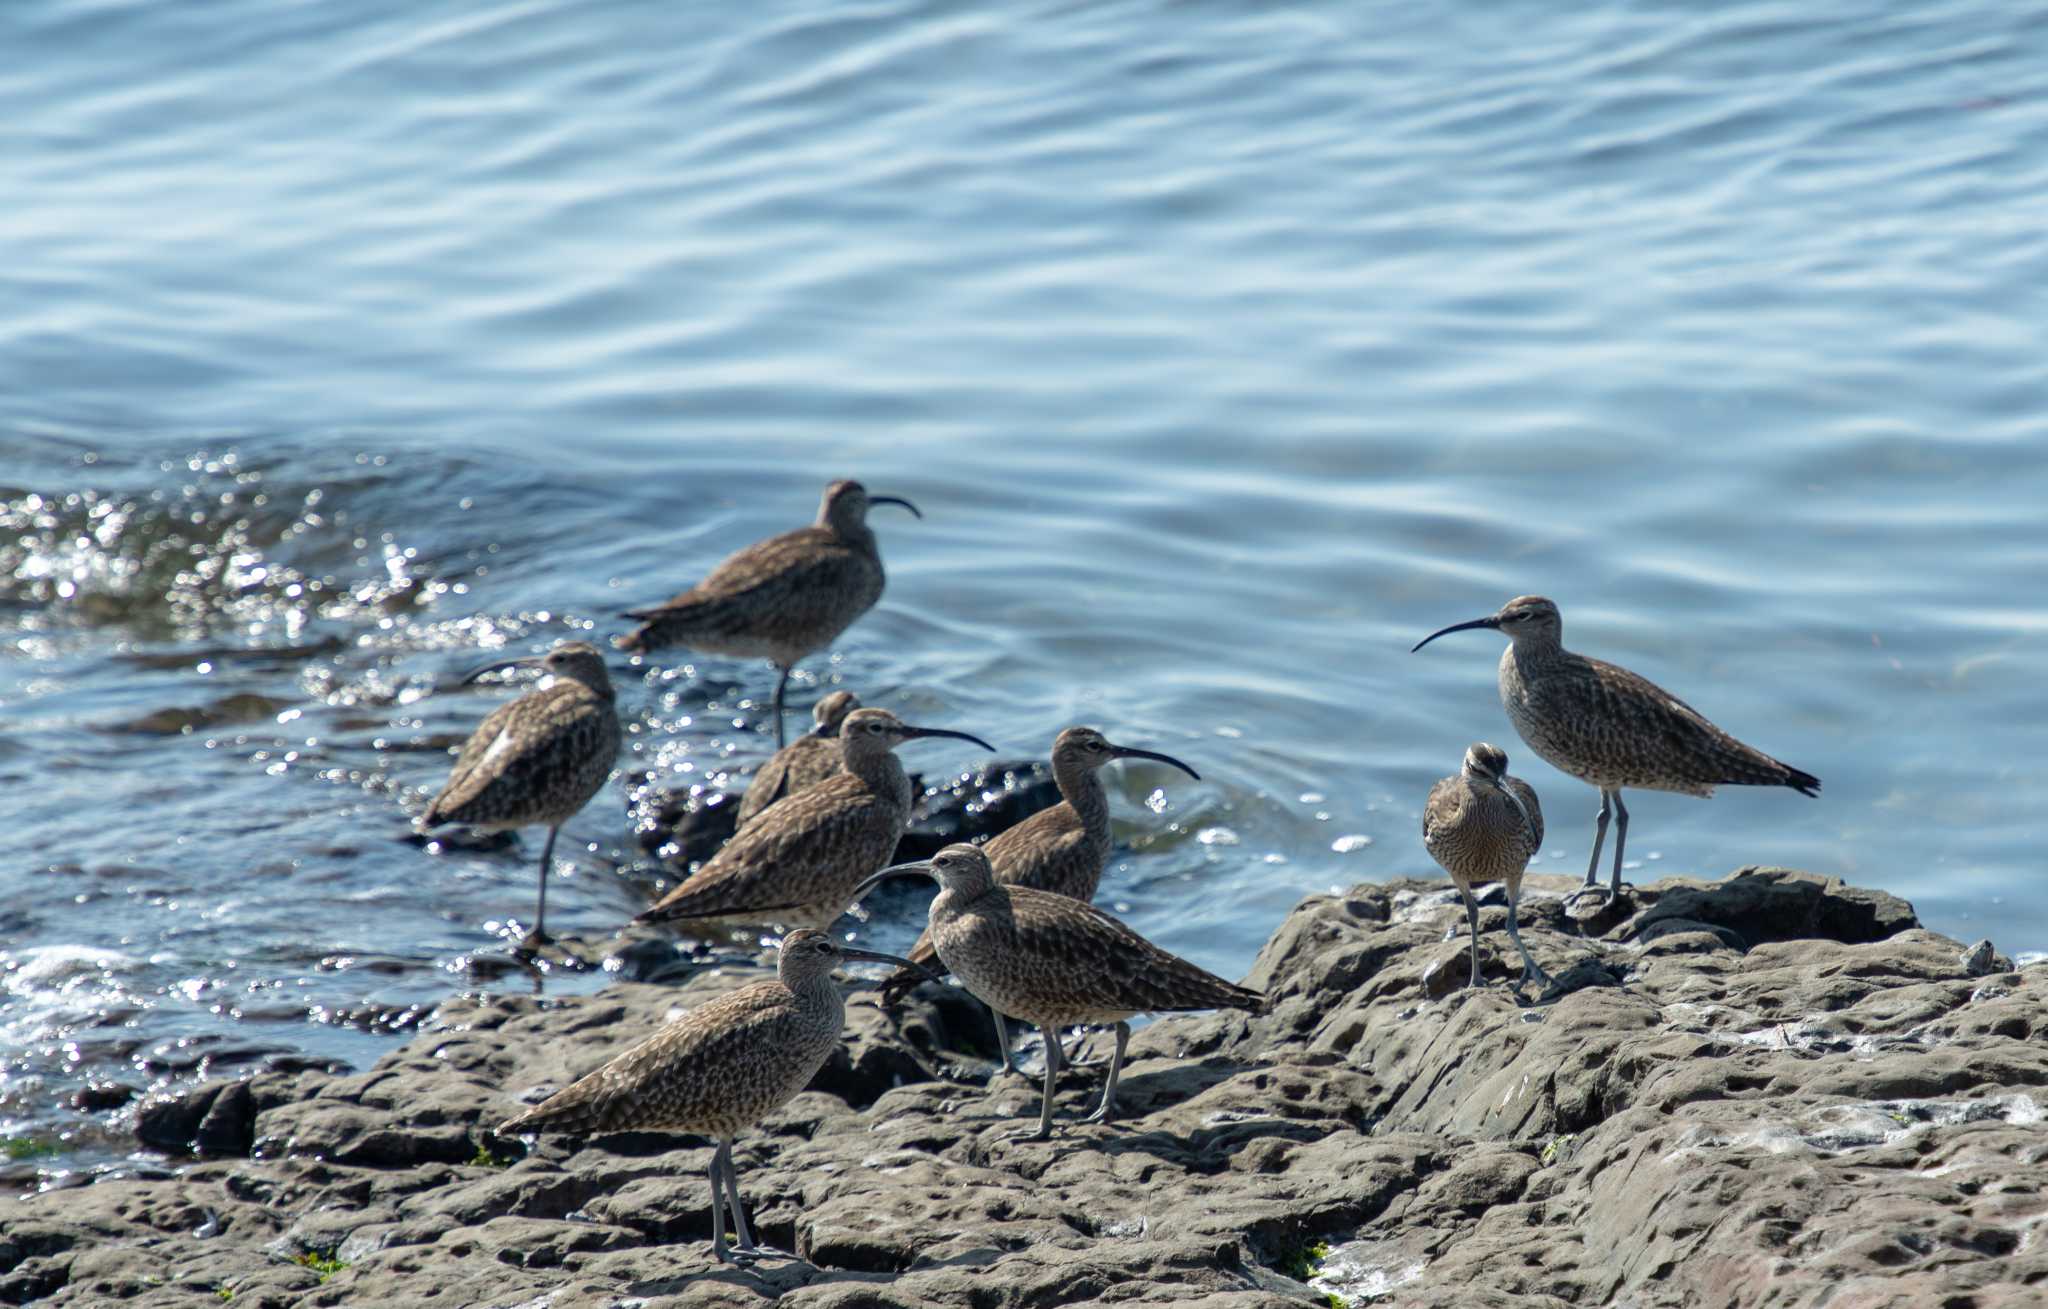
left=4, top=0, right=2047, bottom=1175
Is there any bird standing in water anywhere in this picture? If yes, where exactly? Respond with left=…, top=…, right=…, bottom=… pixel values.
left=419, top=640, right=620, bottom=953
left=618, top=480, right=919, bottom=749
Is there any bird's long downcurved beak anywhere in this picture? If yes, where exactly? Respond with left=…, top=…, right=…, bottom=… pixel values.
left=903, top=726, right=997, bottom=752
left=869, top=495, right=923, bottom=519
left=1110, top=745, right=1201, bottom=782
left=460, top=654, right=542, bottom=685
left=1411, top=615, right=1501, bottom=654
left=835, top=944, right=940, bottom=984
left=1490, top=777, right=1533, bottom=833
left=850, top=859, right=937, bottom=906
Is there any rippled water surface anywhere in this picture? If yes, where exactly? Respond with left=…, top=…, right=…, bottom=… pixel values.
left=5, top=0, right=2047, bottom=1178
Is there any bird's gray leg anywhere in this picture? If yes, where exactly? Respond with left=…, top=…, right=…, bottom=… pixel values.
left=1080, top=1022, right=1129, bottom=1125
left=520, top=825, right=559, bottom=952
left=1581, top=790, right=1612, bottom=887
left=1463, top=889, right=1483, bottom=988
left=719, top=1139, right=759, bottom=1259
left=1608, top=790, right=1630, bottom=895
left=708, top=1139, right=730, bottom=1264
left=986, top=1001, right=1016, bottom=1075
left=770, top=664, right=792, bottom=749
left=1016, top=1024, right=1062, bottom=1140
left=1506, top=883, right=1550, bottom=990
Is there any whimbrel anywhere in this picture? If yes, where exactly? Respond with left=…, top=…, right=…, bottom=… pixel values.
left=857, top=843, right=1262, bottom=1140
left=1413, top=595, right=1820, bottom=898
left=419, top=640, right=620, bottom=951
left=496, top=929, right=929, bottom=1265
left=735, top=689, right=860, bottom=828
left=634, top=708, right=993, bottom=931
left=1424, top=743, right=1547, bottom=990
left=879, top=726, right=1200, bottom=1073
left=618, top=480, right=919, bottom=749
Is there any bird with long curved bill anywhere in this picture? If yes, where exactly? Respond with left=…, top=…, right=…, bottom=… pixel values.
left=635, top=708, right=994, bottom=932
left=496, top=929, right=936, bottom=1265
left=1424, top=743, right=1548, bottom=991
left=877, top=726, right=1202, bottom=1074
left=735, top=689, right=862, bottom=828
left=1412, top=595, right=1819, bottom=900
left=617, top=479, right=921, bottom=749
left=857, top=843, right=1262, bottom=1141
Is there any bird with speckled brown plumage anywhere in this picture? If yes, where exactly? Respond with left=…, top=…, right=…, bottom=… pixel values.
left=735, top=689, right=860, bottom=828
left=878, top=725, right=1200, bottom=1073
left=496, top=928, right=928, bottom=1265
left=419, top=640, right=620, bottom=953
left=617, top=480, right=919, bottom=749
left=634, top=708, right=992, bottom=932
left=1425, top=743, right=1547, bottom=990
left=856, top=843, right=1261, bottom=1140
left=1414, top=595, right=1819, bottom=900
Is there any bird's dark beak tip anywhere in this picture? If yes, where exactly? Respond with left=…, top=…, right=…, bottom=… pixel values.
left=915, top=727, right=996, bottom=752
left=1113, top=746, right=1200, bottom=781
left=460, top=655, right=537, bottom=686
left=1412, top=615, right=1500, bottom=653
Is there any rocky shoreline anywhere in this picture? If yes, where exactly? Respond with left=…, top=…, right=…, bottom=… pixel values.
left=4, top=867, right=2043, bottom=1307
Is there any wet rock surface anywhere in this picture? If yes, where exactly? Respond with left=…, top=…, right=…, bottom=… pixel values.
left=6, top=866, right=2044, bottom=1307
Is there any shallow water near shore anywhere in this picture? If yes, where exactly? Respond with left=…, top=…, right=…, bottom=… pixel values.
left=4, top=0, right=2047, bottom=1179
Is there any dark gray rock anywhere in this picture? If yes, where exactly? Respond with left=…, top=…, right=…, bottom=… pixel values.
left=1616, top=864, right=1917, bottom=948
left=11, top=867, right=2046, bottom=1308
left=896, top=761, right=1060, bottom=859
left=193, top=1079, right=255, bottom=1156
left=133, top=1082, right=226, bottom=1155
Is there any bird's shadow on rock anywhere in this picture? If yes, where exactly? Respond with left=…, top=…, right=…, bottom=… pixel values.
left=970, top=1056, right=1327, bottom=1173
left=1096, top=1055, right=1250, bottom=1114
left=623, top=1253, right=834, bottom=1299
left=1523, top=956, right=1629, bottom=1007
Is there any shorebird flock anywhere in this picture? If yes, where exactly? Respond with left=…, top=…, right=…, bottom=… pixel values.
left=418, top=478, right=1821, bottom=1264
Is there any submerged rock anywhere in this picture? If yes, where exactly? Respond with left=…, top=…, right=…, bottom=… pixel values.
left=7, top=867, right=2045, bottom=1307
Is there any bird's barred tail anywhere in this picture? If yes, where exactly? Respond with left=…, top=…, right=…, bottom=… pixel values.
left=1783, top=765, right=1821, bottom=798
left=498, top=1085, right=624, bottom=1137
left=877, top=938, right=945, bottom=1004
left=614, top=624, right=653, bottom=655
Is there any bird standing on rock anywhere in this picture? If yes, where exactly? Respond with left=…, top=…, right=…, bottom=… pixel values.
left=1424, top=743, right=1547, bottom=991
left=878, top=726, right=1201, bottom=1073
left=735, top=689, right=860, bottom=828
left=1412, top=595, right=1820, bottom=900
left=496, top=928, right=931, bottom=1265
left=617, top=480, right=920, bottom=749
left=634, top=708, right=993, bottom=931
left=418, top=640, right=621, bottom=953
left=857, top=843, right=1263, bottom=1141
